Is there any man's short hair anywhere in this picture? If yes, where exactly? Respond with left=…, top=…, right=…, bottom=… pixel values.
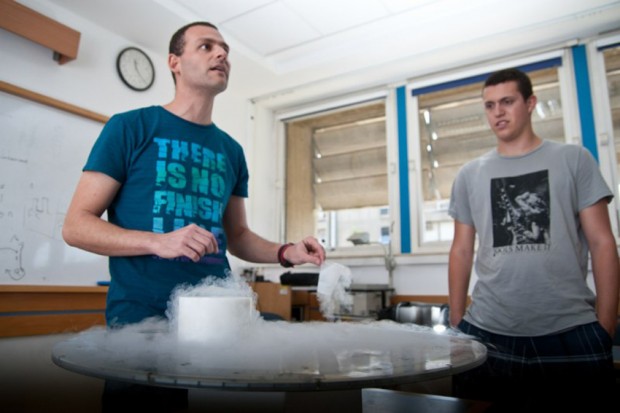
left=484, top=68, right=533, bottom=101
left=168, top=22, right=219, bottom=84
left=169, top=21, right=219, bottom=56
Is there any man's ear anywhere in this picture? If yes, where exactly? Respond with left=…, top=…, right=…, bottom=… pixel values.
left=526, top=94, right=538, bottom=113
left=168, top=53, right=180, bottom=79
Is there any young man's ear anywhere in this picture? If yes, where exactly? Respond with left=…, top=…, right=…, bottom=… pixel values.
left=526, top=94, right=538, bottom=114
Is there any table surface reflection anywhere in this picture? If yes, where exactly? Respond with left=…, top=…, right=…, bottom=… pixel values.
left=52, top=320, right=486, bottom=392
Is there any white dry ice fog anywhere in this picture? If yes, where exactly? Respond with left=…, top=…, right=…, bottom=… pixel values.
left=55, top=262, right=483, bottom=385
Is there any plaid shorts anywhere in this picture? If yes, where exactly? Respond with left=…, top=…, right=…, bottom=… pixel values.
left=452, top=319, right=615, bottom=412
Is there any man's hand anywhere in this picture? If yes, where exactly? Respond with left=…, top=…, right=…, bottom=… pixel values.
left=284, top=236, right=326, bottom=266
left=153, top=224, right=219, bottom=262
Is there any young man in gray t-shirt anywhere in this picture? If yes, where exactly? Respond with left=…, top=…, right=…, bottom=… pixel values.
left=448, top=68, right=618, bottom=412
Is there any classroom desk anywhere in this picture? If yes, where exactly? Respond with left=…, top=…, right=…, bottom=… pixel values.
left=51, top=321, right=486, bottom=412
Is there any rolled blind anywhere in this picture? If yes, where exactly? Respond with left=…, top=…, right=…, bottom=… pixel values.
left=312, top=119, right=387, bottom=209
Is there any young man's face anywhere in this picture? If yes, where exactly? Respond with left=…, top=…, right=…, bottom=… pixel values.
left=482, top=80, right=536, bottom=144
left=171, top=25, right=231, bottom=94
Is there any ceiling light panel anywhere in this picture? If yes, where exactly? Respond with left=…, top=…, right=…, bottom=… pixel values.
left=283, top=0, right=389, bottom=35
left=176, top=0, right=273, bottom=24
left=221, top=2, right=321, bottom=56
left=379, top=0, right=438, bottom=13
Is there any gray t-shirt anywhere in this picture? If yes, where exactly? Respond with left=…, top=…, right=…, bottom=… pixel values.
left=449, top=140, right=613, bottom=336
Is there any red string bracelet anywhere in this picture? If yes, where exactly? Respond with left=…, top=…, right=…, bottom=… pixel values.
left=278, top=243, right=294, bottom=268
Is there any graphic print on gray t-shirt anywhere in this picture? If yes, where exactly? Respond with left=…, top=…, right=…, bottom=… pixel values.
left=491, top=170, right=550, bottom=248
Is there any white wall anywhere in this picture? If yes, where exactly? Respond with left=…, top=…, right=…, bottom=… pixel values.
left=0, top=0, right=276, bottom=145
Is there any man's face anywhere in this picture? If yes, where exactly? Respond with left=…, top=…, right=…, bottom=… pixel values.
left=172, top=25, right=231, bottom=93
left=482, top=81, right=536, bottom=143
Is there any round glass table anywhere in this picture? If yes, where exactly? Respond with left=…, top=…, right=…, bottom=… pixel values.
left=51, top=319, right=486, bottom=392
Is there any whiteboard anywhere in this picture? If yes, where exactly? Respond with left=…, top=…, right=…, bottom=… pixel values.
left=0, top=86, right=109, bottom=285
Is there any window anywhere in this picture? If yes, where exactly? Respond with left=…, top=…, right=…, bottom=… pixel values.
left=414, top=66, right=566, bottom=245
left=601, top=44, right=620, bottom=220
left=284, top=101, right=389, bottom=249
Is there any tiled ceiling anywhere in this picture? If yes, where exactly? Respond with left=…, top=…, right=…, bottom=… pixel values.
left=46, top=0, right=620, bottom=104
left=179, top=0, right=416, bottom=56
left=147, top=0, right=451, bottom=71
left=160, top=0, right=620, bottom=74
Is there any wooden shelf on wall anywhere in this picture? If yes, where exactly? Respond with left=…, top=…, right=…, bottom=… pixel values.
left=0, top=0, right=80, bottom=64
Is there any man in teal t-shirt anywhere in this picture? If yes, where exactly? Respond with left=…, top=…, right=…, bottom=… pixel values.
left=83, top=106, right=250, bottom=325
left=63, top=22, right=326, bottom=412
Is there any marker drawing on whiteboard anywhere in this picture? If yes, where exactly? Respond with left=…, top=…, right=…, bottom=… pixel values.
left=25, top=195, right=55, bottom=237
left=0, top=235, right=26, bottom=280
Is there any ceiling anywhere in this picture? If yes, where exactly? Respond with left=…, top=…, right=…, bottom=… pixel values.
left=47, top=0, right=620, bottom=106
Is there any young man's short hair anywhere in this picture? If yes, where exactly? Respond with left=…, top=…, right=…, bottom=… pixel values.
left=484, top=68, right=533, bottom=101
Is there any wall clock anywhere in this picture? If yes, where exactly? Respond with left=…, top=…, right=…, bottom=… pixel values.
left=116, top=47, right=155, bottom=91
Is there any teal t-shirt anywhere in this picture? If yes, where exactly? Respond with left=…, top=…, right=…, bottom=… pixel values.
left=84, top=106, right=248, bottom=325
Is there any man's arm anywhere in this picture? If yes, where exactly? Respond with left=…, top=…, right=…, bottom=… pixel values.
left=62, top=171, right=219, bottom=261
left=579, top=199, right=619, bottom=338
left=448, top=220, right=476, bottom=327
left=223, top=196, right=325, bottom=266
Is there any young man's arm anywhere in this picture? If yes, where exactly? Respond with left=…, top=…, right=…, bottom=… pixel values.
left=448, top=220, right=476, bottom=327
left=579, top=199, right=619, bottom=338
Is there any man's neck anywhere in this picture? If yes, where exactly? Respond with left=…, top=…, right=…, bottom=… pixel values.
left=497, top=134, right=542, bottom=157
left=163, top=89, right=216, bottom=126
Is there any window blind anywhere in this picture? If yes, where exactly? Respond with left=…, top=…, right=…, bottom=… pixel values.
left=312, top=118, right=387, bottom=209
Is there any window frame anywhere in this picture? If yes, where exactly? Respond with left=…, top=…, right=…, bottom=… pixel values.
left=586, top=33, right=620, bottom=240
left=270, top=43, right=620, bottom=259
left=275, top=88, right=399, bottom=258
